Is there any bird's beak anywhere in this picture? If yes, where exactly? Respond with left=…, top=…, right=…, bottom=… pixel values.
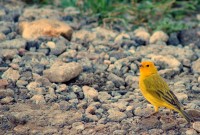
left=139, top=64, right=143, bottom=68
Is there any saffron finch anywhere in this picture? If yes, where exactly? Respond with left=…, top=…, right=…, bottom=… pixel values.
left=139, top=61, right=193, bottom=123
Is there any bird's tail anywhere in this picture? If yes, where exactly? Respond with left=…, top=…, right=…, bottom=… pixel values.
left=178, top=108, right=193, bottom=123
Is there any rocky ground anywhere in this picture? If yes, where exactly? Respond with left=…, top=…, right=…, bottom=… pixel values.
left=0, top=0, right=200, bottom=135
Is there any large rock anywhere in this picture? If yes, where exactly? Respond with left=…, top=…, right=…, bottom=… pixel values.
left=2, top=68, right=20, bottom=82
left=43, top=61, right=82, bottom=83
left=19, top=19, right=73, bottom=40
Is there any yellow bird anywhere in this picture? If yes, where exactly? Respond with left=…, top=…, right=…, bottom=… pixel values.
left=139, top=61, right=193, bottom=123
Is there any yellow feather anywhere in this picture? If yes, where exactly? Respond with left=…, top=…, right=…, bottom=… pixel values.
left=139, top=61, right=193, bottom=123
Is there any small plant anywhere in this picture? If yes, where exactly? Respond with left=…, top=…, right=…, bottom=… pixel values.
left=22, top=0, right=200, bottom=33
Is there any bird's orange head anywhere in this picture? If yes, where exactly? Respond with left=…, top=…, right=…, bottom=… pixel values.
left=139, top=61, right=158, bottom=77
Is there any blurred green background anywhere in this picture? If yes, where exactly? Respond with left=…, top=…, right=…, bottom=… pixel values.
left=22, top=0, right=200, bottom=33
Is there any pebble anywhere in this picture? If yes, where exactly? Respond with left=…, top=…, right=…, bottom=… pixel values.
left=0, top=33, right=6, bottom=41
left=0, top=96, right=14, bottom=104
left=193, top=122, right=200, bottom=132
left=82, top=86, right=98, bottom=100
left=150, top=31, right=169, bottom=44
left=0, top=1, right=200, bottom=134
left=108, top=109, right=127, bottom=122
left=30, top=95, right=46, bottom=104
left=108, top=73, right=125, bottom=88
left=0, top=79, right=9, bottom=89
left=98, top=92, right=111, bottom=103
left=186, top=129, right=198, bottom=135
left=72, top=122, right=85, bottom=132
left=43, top=61, right=83, bottom=83
left=2, top=68, right=20, bottom=82
left=192, top=58, right=200, bottom=73
left=175, top=93, right=188, bottom=102
left=134, top=27, right=150, bottom=43
left=0, top=38, right=26, bottom=49
left=113, top=130, right=127, bottom=135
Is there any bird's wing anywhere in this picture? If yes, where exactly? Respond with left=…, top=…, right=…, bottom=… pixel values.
left=144, top=74, right=182, bottom=109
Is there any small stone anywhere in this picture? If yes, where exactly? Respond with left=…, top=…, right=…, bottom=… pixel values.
left=108, top=73, right=125, bottom=88
left=42, top=127, right=58, bottom=134
left=56, top=84, right=68, bottom=92
left=167, top=32, right=179, bottom=45
left=186, top=129, right=198, bottom=135
left=2, top=68, right=20, bottom=82
left=72, top=122, right=85, bottom=131
left=134, top=107, right=153, bottom=117
left=16, top=80, right=28, bottom=87
left=30, top=95, right=46, bottom=104
left=0, top=38, right=26, bottom=49
left=111, top=101, right=128, bottom=111
left=134, top=28, right=150, bottom=43
left=108, top=109, right=127, bottom=122
left=0, top=49, right=18, bottom=59
left=43, top=61, right=83, bottom=83
left=26, top=82, right=41, bottom=93
left=0, top=88, right=14, bottom=98
left=82, top=86, right=98, bottom=100
left=0, top=33, right=6, bottom=41
left=192, top=59, right=200, bottom=73
left=113, top=130, right=126, bottom=135
left=149, top=129, right=163, bottom=135
left=148, top=54, right=181, bottom=69
left=150, top=31, right=169, bottom=44
left=47, top=41, right=56, bottom=49
left=0, top=96, right=14, bottom=104
left=139, top=117, right=161, bottom=130
left=19, top=19, right=73, bottom=40
left=198, top=76, right=200, bottom=83
left=187, top=109, right=200, bottom=120
left=114, top=33, right=130, bottom=44
left=98, top=92, right=111, bottom=103
left=175, top=93, right=188, bottom=102
left=193, top=122, right=200, bottom=132
left=0, top=79, right=8, bottom=89
left=160, top=116, right=176, bottom=130
left=14, top=125, right=29, bottom=134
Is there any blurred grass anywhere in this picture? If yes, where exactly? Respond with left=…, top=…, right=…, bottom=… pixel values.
left=22, top=0, right=200, bottom=33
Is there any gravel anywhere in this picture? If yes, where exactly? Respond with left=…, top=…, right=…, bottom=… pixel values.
left=0, top=0, right=199, bottom=134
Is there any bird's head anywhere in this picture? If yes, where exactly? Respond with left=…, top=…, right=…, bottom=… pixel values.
left=139, top=61, right=158, bottom=77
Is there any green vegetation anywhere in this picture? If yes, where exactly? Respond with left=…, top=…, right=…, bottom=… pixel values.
left=22, top=0, right=200, bottom=33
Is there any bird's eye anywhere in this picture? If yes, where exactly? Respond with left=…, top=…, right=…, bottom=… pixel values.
left=146, top=65, right=149, bottom=67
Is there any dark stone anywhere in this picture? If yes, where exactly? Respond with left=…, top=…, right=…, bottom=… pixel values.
left=110, top=52, right=127, bottom=59
left=178, top=28, right=200, bottom=48
left=134, top=38, right=146, bottom=46
left=120, top=40, right=138, bottom=48
left=108, top=73, right=125, bottom=88
left=63, top=15, right=73, bottom=22
left=167, top=32, right=179, bottom=45
left=25, top=41, right=40, bottom=51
